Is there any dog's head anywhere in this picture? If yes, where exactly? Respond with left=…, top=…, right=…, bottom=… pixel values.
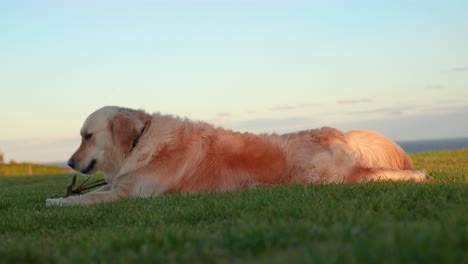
left=68, top=106, right=150, bottom=176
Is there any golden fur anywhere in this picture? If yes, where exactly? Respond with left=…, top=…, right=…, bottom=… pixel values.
left=46, top=106, right=429, bottom=206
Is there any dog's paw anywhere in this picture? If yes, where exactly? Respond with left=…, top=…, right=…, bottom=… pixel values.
left=416, top=170, right=432, bottom=181
left=46, top=198, right=66, bottom=207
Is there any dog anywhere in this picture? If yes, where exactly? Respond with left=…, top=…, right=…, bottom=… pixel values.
left=46, top=106, right=429, bottom=206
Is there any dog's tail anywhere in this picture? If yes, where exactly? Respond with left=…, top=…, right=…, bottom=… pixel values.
left=346, top=167, right=429, bottom=182
left=344, top=130, right=413, bottom=170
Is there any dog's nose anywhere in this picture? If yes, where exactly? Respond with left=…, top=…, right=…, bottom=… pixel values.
left=67, top=158, right=75, bottom=169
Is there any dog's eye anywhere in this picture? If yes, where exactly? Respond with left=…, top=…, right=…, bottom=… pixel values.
left=84, top=133, right=93, bottom=140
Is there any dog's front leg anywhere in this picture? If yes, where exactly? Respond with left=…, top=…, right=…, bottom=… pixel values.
left=46, top=187, right=122, bottom=206
left=91, top=184, right=112, bottom=193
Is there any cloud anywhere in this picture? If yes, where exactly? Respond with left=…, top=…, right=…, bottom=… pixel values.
left=425, top=84, right=444, bottom=90
left=348, top=106, right=415, bottom=116
left=420, top=104, right=468, bottom=114
left=217, top=112, right=231, bottom=117
left=337, top=98, right=372, bottom=105
left=347, top=101, right=468, bottom=117
left=268, top=105, right=296, bottom=111
left=436, top=99, right=463, bottom=104
left=448, top=66, right=468, bottom=72
left=267, top=102, right=320, bottom=112
left=298, top=102, right=320, bottom=108
left=229, top=116, right=315, bottom=133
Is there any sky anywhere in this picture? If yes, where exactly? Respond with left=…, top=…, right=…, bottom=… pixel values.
left=1, top=0, right=467, bottom=163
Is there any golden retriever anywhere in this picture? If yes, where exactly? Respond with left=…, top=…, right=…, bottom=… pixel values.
left=46, top=106, right=429, bottom=206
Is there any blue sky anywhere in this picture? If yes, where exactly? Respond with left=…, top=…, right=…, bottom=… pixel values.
left=1, top=0, right=467, bottom=162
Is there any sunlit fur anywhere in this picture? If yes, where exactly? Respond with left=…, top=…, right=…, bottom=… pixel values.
left=46, top=106, right=429, bottom=206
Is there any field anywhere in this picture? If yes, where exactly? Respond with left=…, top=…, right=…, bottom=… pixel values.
left=0, top=163, right=71, bottom=176
left=0, top=150, right=467, bottom=263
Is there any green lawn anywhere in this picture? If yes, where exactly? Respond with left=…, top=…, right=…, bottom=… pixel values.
left=0, top=150, right=467, bottom=263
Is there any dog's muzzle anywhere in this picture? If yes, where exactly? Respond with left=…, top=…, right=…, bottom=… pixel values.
left=68, top=158, right=96, bottom=174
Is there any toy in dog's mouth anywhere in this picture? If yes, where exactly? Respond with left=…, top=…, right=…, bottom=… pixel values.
left=81, top=159, right=96, bottom=174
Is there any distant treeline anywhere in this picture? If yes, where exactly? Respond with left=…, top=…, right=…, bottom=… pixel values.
left=0, top=163, right=71, bottom=176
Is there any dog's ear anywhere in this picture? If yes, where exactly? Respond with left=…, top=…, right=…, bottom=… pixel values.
left=111, top=113, right=139, bottom=153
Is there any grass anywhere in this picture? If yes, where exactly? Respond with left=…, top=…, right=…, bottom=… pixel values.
left=0, top=149, right=467, bottom=263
